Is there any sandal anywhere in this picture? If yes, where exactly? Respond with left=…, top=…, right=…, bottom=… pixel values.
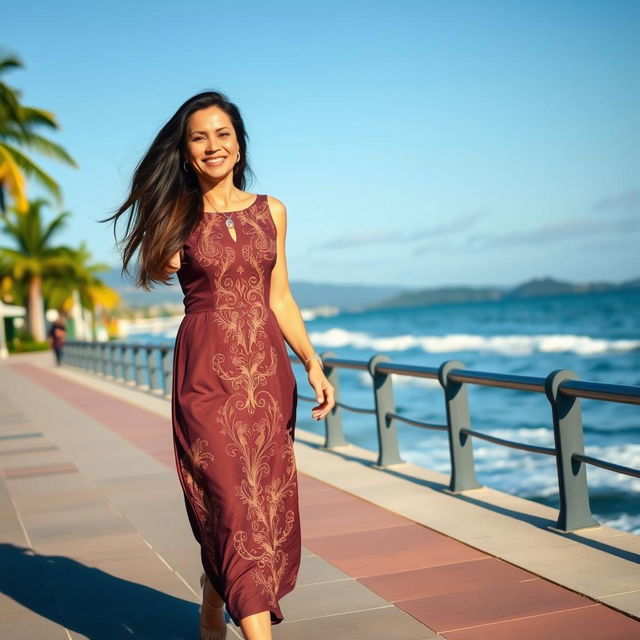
left=200, top=571, right=227, bottom=640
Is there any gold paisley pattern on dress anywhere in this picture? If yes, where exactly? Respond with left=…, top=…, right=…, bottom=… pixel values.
left=179, top=437, right=221, bottom=572
left=192, top=198, right=298, bottom=607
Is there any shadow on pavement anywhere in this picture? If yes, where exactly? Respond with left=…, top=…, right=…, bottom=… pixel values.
left=1, top=542, right=202, bottom=639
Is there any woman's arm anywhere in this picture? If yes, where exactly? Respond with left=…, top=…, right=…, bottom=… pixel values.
left=164, top=249, right=182, bottom=275
left=267, top=196, right=335, bottom=420
left=267, top=195, right=318, bottom=366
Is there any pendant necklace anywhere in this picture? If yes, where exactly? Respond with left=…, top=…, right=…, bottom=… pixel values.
left=204, top=192, right=235, bottom=229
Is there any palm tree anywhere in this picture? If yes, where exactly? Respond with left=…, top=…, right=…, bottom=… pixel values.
left=44, top=241, right=120, bottom=337
left=0, top=51, right=77, bottom=213
left=0, top=198, right=78, bottom=341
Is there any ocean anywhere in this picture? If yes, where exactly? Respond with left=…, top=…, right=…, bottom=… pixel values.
left=125, top=290, right=640, bottom=534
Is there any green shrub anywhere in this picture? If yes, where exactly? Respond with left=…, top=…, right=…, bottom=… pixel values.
left=8, top=332, right=51, bottom=353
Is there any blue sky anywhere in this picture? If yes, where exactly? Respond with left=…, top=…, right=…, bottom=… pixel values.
left=4, top=0, right=639, bottom=288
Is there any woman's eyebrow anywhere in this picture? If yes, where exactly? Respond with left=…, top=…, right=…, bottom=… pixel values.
left=189, top=127, right=229, bottom=135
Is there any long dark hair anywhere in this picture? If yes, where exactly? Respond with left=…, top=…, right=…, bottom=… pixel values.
left=100, top=90, right=255, bottom=290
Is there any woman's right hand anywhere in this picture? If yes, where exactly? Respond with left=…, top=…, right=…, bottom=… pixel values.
left=164, top=249, right=182, bottom=275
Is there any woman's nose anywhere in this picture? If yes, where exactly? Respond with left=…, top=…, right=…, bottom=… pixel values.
left=205, top=138, right=220, bottom=152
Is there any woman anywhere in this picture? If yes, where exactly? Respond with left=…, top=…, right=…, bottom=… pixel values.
left=48, top=318, right=66, bottom=366
left=102, top=91, right=335, bottom=640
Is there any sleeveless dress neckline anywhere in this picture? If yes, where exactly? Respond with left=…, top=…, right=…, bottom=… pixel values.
left=201, top=193, right=260, bottom=215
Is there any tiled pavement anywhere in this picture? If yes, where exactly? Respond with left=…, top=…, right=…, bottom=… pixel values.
left=1, top=354, right=639, bottom=639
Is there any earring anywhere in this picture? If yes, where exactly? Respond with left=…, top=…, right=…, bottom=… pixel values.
left=183, top=160, right=190, bottom=172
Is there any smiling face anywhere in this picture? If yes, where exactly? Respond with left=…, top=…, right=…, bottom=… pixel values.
left=184, top=105, right=239, bottom=185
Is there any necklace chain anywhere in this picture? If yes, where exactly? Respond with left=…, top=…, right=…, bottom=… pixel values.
left=203, top=192, right=235, bottom=229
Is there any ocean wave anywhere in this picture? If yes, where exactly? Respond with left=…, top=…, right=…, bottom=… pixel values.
left=308, top=328, right=640, bottom=356
left=584, top=424, right=640, bottom=436
left=356, top=371, right=442, bottom=389
left=597, top=513, right=640, bottom=535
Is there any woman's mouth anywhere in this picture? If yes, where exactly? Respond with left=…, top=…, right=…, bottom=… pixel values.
left=203, top=157, right=226, bottom=167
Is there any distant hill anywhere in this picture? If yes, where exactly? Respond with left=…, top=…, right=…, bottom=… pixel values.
left=369, top=276, right=640, bottom=311
left=504, top=276, right=640, bottom=298
left=101, top=267, right=640, bottom=314
left=366, top=286, right=504, bottom=310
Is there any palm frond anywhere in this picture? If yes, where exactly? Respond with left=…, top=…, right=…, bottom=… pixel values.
left=0, top=84, right=22, bottom=124
left=41, top=210, right=70, bottom=246
left=0, top=143, right=62, bottom=205
left=1, top=127, right=77, bottom=166
left=15, top=105, right=59, bottom=129
left=0, top=145, right=28, bottom=212
left=0, top=53, right=23, bottom=74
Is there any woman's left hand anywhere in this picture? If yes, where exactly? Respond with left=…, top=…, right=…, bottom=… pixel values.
left=307, top=364, right=335, bottom=421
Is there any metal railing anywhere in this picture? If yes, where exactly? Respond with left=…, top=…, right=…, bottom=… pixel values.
left=65, top=340, right=174, bottom=397
left=64, top=341, right=640, bottom=533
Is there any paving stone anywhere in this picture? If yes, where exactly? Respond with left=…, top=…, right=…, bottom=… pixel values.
left=0, top=616, right=68, bottom=640
left=25, top=509, right=137, bottom=543
left=296, top=552, right=352, bottom=586
left=33, top=531, right=151, bottom=561
left=280, top=575, right=390, bottom=621
left=359, top=557, right=535, bottom=602
left=273, top=605, right=440, bottom=639
left=4, top=471, right=95, bottom=498
left=395, top=579, right=595, bottom=632
left=444, top=604, right=640, bottom=639
left=304, top=523, right=487, bottom=577
left=11, top=489, right=107, bottom=516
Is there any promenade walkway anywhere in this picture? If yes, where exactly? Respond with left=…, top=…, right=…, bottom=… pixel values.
left=1, top=351, right=639, bottom=639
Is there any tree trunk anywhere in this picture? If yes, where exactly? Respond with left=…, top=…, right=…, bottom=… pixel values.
left=27, top=275, right=46, bottom=342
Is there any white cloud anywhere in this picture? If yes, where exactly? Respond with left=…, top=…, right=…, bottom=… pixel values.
left=315, top=210, right=487, bottom=250
left=592, top=189, right=640, bottom=212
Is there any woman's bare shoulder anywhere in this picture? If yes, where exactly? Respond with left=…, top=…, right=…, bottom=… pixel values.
left=266, top=194, right=286, bottom=213
left=265, top=195, right=288, bottom=226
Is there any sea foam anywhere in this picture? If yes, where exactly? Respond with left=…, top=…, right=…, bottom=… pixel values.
left=308, top=328, right=640, bottom=356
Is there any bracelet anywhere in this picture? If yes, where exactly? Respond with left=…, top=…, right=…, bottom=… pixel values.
left=303, top=352, right=323, bottom=371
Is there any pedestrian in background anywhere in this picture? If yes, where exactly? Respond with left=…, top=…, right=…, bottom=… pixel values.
left=48, top=318, right=66, bottom=366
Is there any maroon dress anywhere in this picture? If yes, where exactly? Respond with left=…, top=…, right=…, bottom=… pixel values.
left=171, top=194, right=301, bottom=626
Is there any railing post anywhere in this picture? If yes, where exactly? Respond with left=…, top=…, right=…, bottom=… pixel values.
left=65, top=342, right=74, bottom=367
left=99, top=343, right=108, bottom=376
left=127, top=345, right=135, bottom=383
left=80, top=342, right=89, bottom=370
left=369, top=354, right=402, bottom=467
left=161, top=346, right=172, bottom=398
left=133, top=345, right=145, bottom=388
left=95, top=343, right=103, bottom=375
left=91, top=341, right=99, bottom=373
left=145, top=345, right=156, bottom=391
left=105, top=344, right=115, bottom=379
left=545, top=369, right=599, bottom=532
left=439, top=360, right=481, bottom=492
left=319, top=350, right=348, bottom=448
left=129, top=345, right=137, bottom=384
left=117, top=344, right=127, bottom=381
